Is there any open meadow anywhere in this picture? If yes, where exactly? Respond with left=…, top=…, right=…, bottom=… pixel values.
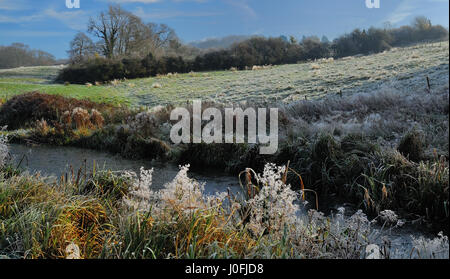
left=1, top=41, right=448, bottom=107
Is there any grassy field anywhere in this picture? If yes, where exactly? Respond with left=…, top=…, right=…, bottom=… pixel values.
left=0, top=66, right=129, bottom=106
left=0, top=41, right=448, bottom=107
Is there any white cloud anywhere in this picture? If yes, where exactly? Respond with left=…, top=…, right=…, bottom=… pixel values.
left=0, top=14, right=41, bottom=23
left=0, top=8, right=88, bottom=30
left=134, top=6, right=220, bottom=19
left=223, top=0, right=257, bottom=19
left=43, top=8, right=89, bottom=30
left=0, top=0, right=29, bottom=11
left=384, top=0, right=448, bottom=25
left=384, top=0, right=417, bottom=24
left=1, top=30, right=67, bottom=37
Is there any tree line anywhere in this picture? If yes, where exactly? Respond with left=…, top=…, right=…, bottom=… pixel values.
left=0, top=43, right=57, bottom=69
left=67, top=4, right=200, bottom=65
left=58, top=4, right=449, bottom=84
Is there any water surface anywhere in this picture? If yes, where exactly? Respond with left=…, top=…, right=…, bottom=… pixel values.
left=8, top=144, right=241, bottom=196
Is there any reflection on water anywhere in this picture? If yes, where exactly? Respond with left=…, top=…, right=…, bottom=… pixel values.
left=8, top=144, right=241, bottom=196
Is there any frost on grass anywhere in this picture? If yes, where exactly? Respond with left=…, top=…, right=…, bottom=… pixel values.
left=120, top=41, right=448, bottom=107
left=122, top=164, right=226, bottom=213
left=379, top=210, right=399, bottom=225
left=118, top=163, right=448, bottom=259
left=0, top=128, right=8, bottom=168
left=122, top=167, right=153, bottom=211
left=129, top=111, right=158, bottom=137
left=411, top=232, right=449, bottom=259
left=247, top=163, right=299, bottom=237
left=283, top=84, right=449, bottom=157
left=156, top=164, right=230, bottom=211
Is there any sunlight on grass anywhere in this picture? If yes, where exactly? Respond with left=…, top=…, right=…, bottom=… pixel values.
left=0, top=42, right=448, bottom=108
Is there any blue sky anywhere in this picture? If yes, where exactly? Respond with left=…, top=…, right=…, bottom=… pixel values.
left=0, top=0, right=448, bottom=58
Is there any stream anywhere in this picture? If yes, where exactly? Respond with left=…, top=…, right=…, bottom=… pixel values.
left=8, top=144, right=242, bottom=196
left=7, top=143, right=447, bottom=259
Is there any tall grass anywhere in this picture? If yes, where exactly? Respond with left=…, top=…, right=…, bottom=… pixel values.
left=1, top=159, right=448, bottom=259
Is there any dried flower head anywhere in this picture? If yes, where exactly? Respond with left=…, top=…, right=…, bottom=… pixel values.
left=379, top=210, right=398, bottom=224
left=90, top=109, right=104, bottom=129
left=72, top=107, right=91, bottom=129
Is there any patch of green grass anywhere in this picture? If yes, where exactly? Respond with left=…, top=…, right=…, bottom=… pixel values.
left=0, top=83, right=130, bottom=106
left=0, top=77, right=46, bottom=83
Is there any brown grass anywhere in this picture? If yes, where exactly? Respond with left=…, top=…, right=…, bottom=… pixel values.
left=0, top=92, right=112, bottom=130
left=49, top=199, right=110, bottom=258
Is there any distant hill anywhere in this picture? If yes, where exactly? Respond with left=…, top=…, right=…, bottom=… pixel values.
left=188, top=35, right=256, bottom=49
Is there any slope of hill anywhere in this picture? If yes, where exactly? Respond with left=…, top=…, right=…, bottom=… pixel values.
left=0, top=41, right=448, bottom=107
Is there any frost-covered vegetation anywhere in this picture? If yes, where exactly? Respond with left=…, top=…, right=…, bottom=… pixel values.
left=0, top=132, right=7, bottom=169
left=0, top=84, right=448, bottom=259
left=0, top=148, right=448, bottom=259
left=0, top=62, right=448, bottom=232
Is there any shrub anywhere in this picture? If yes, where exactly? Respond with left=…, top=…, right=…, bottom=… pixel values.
left=90, top=109, right=104, bottom=129
left=61, top=111, right=72, bottom=127
left=177, top=143, right=250, bottom=171
left=122, top=135, right=170, bottom=160
left=246, top=164, right=299, bottom=237
left=72, top=107, right=91, bottom=129
left=398, top=130, right=425, bottom=162
left=311, top=134, right=340, bottom=163
left=57, top=55, right=189, bottom=84
left=35, top=119, right=53, bottom=136
left=0, top=92, right=111, bottom=130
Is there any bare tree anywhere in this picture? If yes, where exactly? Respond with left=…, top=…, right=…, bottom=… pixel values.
left=68, top=32, right=95, bottom=64
left=413, top=16, right=432, bottom=31
left=0, top=43, right=55, bottom=69
left=88, top=4, right=130, bottom=58
left=131, top=23, right=178, bottom=57
left=87, top=4, right=181, bottom=59
left=383, top=21, right=393, bottom=31
left=115, top=13, right=144, bottom=56
left=148, top=23, right=177, bottom=49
